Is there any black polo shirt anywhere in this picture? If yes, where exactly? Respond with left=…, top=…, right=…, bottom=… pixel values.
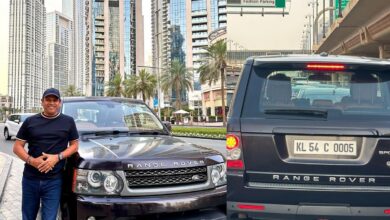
left=16, top=113, right=79, bottom=179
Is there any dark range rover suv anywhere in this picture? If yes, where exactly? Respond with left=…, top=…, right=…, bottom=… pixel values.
left=227, top=55, right=390, bottom=219
left=59, top=97, right=226, bottom=220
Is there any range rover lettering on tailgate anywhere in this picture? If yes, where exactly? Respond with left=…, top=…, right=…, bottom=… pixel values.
left=59, top=97, right=226, bottom=220
left=227, top=54, right=390, bottom=220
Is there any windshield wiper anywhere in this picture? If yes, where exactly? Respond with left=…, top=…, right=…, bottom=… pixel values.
left=264, top=109, right=328, bottom=118
left=80, top=130, right=129, bottom=138
left=128, top=130, right=168, bottom=136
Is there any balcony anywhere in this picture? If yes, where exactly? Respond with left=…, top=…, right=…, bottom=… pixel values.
left=192, top=32, right=208, bottom=39
left=192, top=25, right=208, bottom=32
left=95, top=21, right=104, bottom=27
left=193, top=48, right=208, bottom=54
left=95, top=34, right=104, bottom=39
left=95, top=46, right=104, bottom=52
left=218, top=1, right=227, bottom=7
left=192, top=41, right=209, bottom=47
left=218, top=8, right=227, bottom=14
left=95, top=15, right=104, bottom=21
left=219, top=16, right=227, bottom=22
left=191, top=10, right=207, bottom=17
left=95, top=28, right=104, bottom=33
left=192, top=18, right=208, bottom=24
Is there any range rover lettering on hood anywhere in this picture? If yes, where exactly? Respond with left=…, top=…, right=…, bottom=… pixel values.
left=126, top=160, right=205, bottom=169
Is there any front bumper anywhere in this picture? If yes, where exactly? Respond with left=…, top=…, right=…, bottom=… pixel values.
left=75, top=186, right=226, bottom=219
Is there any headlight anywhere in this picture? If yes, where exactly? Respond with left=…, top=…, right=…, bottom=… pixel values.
left=73, top=169, right=123, bottom=195
left=211, top=163, right=226, bottom=186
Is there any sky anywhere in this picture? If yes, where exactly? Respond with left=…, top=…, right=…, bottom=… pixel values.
left=228, top=0, right=315, bottom=50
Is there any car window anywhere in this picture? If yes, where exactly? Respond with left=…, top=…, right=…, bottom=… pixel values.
left=20, top=114, right=32, bottom=122
left=62, top=100, right=164, bottom=131
left=242, top=65, right=390, bottom=120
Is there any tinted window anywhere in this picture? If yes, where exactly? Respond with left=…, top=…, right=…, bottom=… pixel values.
left=242, top=65, right=390, bottom=120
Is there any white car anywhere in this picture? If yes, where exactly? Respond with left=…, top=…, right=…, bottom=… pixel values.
left=4, top=113, right=35, bottom=140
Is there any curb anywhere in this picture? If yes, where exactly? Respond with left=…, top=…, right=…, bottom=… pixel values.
left=0, top=152, right=13, bottom=204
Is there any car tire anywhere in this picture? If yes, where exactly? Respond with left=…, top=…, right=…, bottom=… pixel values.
left=4, top=128, right=11, bottom=140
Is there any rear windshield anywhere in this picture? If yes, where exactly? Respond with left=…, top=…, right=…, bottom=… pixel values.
left=242, top=64, right=390, bottom=120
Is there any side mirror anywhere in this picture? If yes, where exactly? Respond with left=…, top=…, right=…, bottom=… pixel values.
left=162, top=121, right=172, bottom=132
left=14, top=119, right=20, bottom=124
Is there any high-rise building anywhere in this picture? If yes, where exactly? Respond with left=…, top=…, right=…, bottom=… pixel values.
left=8, top=0, right=46, bottom=112
left=86, top=0, right=140, bottom=96
left=63, top=0, right=89, bottom=96
left=46, top=11, right=72, bottom=93
left=151, top=0, right=227, bottom=109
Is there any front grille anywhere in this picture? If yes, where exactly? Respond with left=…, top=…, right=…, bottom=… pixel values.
left=125, top=166, right=208, bottom=188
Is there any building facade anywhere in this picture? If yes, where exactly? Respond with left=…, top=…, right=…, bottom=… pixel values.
left=62, top=0, right=88, bottom=95
left=86, top=0, right=141, bottom=96
left=46, top=11, right=72, bottom=94
left=151, top=0, right=227, bottom=110
left=8, top=0, right=46, bottom=112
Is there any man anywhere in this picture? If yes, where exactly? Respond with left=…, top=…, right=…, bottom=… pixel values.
left=13, top=88, right=79, bottom=220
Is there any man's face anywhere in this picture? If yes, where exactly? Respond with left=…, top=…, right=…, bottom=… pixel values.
left=41, top=95, right=61, bottom=116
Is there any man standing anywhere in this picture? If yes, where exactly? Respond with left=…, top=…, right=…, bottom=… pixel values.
left=13, top=88, right=79, bottom=220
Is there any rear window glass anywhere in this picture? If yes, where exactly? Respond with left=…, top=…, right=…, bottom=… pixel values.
left=242, top=65, right=390, bottom=120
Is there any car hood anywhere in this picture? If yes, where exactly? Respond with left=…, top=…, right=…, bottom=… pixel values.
left=75, top=135, right=224, bottom=169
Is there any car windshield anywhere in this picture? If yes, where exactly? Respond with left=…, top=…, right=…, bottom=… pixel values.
left=62, top=100, right=164, bottom=132
left=242, top=65, right=390, bottom=120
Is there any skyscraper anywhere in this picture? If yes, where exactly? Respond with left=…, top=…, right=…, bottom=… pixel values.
left=63, top=0, right=89, bottom=96
left=151, top=0, right=227, bottom=108
left=46, top=11, right=72, bottom=93
left=86, top=0, right=140, bottom=96
left=8, top=0, right=46, bottom=112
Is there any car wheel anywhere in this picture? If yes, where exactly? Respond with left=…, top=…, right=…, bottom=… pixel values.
left=4, top=128, right=11, bottom=140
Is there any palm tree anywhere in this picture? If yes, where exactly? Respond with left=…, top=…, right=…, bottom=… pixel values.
left=161, top=60, right=193, bottom=110
left=198, top=39, right=227, bottom=126
left=123, top=74, right=138, bottom=99
left=106, top=73, right=124, bottom=97
left=123, top=69, right=157, bottom=102
left=63, top=85, right=82, bottom=97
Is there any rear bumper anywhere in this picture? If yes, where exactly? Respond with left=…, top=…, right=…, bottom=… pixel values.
left=227, top=173, right=390, bottom=219
left=227, top=201, right=390, bottom=220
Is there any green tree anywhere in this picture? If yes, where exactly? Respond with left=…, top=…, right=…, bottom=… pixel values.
left=161, top=60, right=193, bottom=110
left=198, top=39, right=227, bottom=126
left=106, top=73, right=124, bottom=97
left=63, top=85, right=82, bottom=97
left=123, top=69, right=157, bottom=102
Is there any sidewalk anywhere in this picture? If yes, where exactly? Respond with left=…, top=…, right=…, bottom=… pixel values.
left=0, top=153, right=23, bottom=220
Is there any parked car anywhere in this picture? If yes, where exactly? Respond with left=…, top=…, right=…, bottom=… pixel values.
left=227, top=54, right=390, bottom=219
left=60, top=97, right=226, bottom=219
left=3, top=113, right=35, bottom=140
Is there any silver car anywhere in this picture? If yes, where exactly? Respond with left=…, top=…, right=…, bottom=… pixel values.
left=3, top=113, right=35, bottom=140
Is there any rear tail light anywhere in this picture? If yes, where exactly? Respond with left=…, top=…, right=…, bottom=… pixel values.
left=237, top=203, right=265, bottom=211
left=306, top=63, right=345, bottom=71
left=384, top=209, right=390, bottom=214
left=226, top=133, right=244, bottom=170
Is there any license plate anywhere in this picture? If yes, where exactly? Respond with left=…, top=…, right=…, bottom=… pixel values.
left=294, top=140, right=357, bottom=156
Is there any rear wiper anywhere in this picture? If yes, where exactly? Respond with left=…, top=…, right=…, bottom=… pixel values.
left=264, top=109, right=328, bottom=118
